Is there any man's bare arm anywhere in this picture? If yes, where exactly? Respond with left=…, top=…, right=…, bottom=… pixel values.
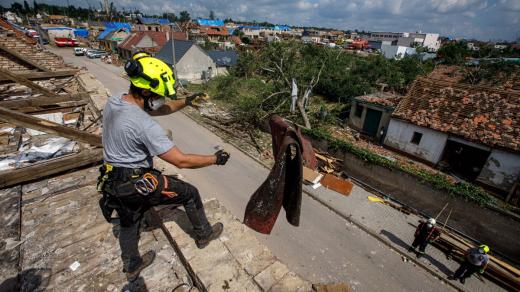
left=149, top=99, right=187, bottom=116
left=159, top=146, right=216, bottom=169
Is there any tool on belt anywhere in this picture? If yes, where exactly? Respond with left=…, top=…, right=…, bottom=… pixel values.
left=97, top=164, right=180, bottom=225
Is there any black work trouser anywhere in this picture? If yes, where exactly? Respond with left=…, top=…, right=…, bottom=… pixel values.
left=412, top=237, right=429, bottom=253
left=117, top=175, right=212, bottom=272
left=453, top=260, right=480, bottom=280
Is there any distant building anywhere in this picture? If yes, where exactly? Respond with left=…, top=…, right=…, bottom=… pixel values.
left=3, top=11, right=22, bottom=24
left=380, top=44, right=416, bottom=59
left=207, top=50, right=238, bottom=75
left=370, top=31, right=440, bottom=52
left=156, top=39, right=216, bottom=81
left=117, top=31, right=187, bottom=60
left=384, top=77, right=520, bottom=197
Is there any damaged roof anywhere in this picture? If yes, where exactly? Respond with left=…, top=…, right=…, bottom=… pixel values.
left=393, top=77, right=520, bottom=151
left=117, top=31, right=187, bottom=51
left=354, top=92, right=402, bottom=108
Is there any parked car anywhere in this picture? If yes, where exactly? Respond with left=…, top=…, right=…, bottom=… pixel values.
left=74, top=48, right=87, bottom=56
left=86, top=49, right=108, bottom=59
left=54, top=37, right=79, bottom=47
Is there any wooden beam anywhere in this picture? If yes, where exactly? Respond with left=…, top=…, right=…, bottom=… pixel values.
left=0, top=70, right=78, bottom=82
left=0, top=43, right=50, bottom=72
left=0, top=148, right=103, bottom=189
left=0, top=68, right=57, bottom=97
left=15, top=100, right=89, bottom=114
left=0, top=106, right=102, bottom=146
left=0, top=93, right=87, bottom=109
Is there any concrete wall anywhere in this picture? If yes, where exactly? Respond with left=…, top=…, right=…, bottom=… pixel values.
left=384, top=119, right=448, bottom=164
left=304, top=135, right=520, bottom=260
left=348, top=101, right=392, bottom=140
left=423, top=33, right=440, bottom=51
left=176, top=46, right=216, bottom=81
left=477, top=149, right=520, bottom=192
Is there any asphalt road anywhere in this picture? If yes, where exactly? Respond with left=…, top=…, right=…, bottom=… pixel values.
left=52, top=47, right=455, bottom=291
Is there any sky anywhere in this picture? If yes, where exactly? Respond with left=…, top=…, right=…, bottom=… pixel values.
left=5, top=0, right=520, bottom=41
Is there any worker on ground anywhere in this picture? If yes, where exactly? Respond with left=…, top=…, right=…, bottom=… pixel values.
left=408, top=218, right=440, bottom=258
left=449, top=245, right=489, bottom=284
left=98, top=52, right=230, bottom=281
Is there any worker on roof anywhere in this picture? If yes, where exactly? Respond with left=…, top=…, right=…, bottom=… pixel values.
left=97, top=52, right=229, bottom=282
left=408, top=218, right=440, bottom=258
left=449, top=245, right=489, bottom=284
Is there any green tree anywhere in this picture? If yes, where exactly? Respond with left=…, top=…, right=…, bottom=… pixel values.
left=437, top=42, right=470, bottom=65
left=209, top=10, right=215, bottom=20
left=33, top=0, right=39, bottom=12
left=179, top=10, right=190, bottom=22
left=11, top=3, right=24, bottom=15
left=23, top=0, right=31, bottom=14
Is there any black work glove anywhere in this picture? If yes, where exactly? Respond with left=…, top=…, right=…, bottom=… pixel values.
left=215, top=150, right=230, bottom=165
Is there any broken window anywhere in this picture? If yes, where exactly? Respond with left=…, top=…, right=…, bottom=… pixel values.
left=355, top=104, right=363, bottom=118
left=411, top=132, right=423, bottom=145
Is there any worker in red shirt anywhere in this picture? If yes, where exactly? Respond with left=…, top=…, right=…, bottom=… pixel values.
left=408, top=218, right=440, bottom=258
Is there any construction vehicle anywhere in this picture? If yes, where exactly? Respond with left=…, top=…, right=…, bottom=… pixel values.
left=347, top=39, right=369, bottom=50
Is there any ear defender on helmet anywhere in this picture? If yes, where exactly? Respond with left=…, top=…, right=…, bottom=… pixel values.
left=125, top=53, right=160, bottom=89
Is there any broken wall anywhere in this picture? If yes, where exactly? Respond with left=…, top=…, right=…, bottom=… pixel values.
left=477, top=149, right=520, bottom=193
left=384, top=118, right=448, bottom=164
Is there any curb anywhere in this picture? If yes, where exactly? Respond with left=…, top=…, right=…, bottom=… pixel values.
left=181, top=111, right=465, bottom=292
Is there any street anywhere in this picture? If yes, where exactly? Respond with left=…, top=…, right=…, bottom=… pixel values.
left=52, top=47, right=455, bottom=291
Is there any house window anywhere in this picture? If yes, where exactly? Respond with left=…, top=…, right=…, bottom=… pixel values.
left=411, top=132, right=423, bottom=145
left=355, top=104, right=363, bottom=118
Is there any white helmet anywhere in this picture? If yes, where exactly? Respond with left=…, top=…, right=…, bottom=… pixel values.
left=427, top=218, right=436, bottom=225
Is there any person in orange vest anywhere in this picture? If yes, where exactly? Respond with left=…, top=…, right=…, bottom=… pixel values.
left=408, top=218, right=440, bottom=258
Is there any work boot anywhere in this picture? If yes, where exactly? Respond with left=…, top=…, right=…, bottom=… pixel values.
left=195, top=222, right=223, bottom=249
left=125, top=250, right=156, bottom=282
left=417, top=252, right=424, bottom=259
left=447, top=275, right=455, bottom=280
left=459, top=278, right=465, bottom=284
left=408, top=247, right=414, bottom=252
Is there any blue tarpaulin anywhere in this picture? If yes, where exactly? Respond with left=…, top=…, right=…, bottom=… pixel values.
left=197, top=19, right=225, bottom=26
left=73, top=28, right=88, bottom=38
left=98, top=22, right=131, bottom=40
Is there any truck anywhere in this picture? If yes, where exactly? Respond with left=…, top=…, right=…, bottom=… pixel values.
left=54, top=37, right=79, bottom=47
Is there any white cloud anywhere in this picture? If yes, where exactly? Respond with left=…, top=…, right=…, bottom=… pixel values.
left=4, top=0, right=517, bottom=40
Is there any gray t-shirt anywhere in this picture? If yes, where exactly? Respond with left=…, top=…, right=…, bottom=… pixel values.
left=467, top=247, right=489, bottom=266
left=102, top=94, right=174, bottom=168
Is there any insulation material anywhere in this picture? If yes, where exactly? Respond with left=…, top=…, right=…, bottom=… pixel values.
left=0, top=137, right=76, bottom=171
left=27, top=113, right=64, bottom=136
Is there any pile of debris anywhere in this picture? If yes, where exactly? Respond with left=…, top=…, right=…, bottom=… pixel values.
left=0, top=22, right=103, bottom=189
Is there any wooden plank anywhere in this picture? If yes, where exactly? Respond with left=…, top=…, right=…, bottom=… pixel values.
left=0, top=106, right=102, bottom=146
left=0, top=43, right=49, bottom=72
left=15, top=100, right=88, bottom=114
left=303, top=166, right=323, bottom=184
left=0, top=70, right=78, bottom=82
left=0, top=148, right=103, bottom=189
left=320, top=174, right=353, bottom=196
left=0, top=93, right=87, bottom=109
left=0, top=68, right=57, bottom=97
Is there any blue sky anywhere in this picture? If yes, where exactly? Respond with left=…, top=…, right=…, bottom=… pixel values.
left=5, top=0, right=520, bottom=41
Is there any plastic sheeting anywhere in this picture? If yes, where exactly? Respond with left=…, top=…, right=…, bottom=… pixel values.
left=0, top=137, right=77, bottom=171
left=197, top=19, right=225, bottom=26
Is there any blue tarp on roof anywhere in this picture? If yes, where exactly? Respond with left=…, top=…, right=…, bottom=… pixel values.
left=98, top=22, right=131, bottom=40
left=97, top=28, right=114, bottom=40
left=73, top=28, right=88, bottom=38
left=237, top=25, right=291, bottom=31
left=197, top=19, right=225, bottom=26
left=103, top=22, right=132, bottom=30
left=273, top=25, right=291, bottom=31
left=137, top=15, right=170, bottom=25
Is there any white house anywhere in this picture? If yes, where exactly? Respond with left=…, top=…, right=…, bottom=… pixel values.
left=384, top=77, right=520, bottom=199
left=380, top=44, right=416, bottom=59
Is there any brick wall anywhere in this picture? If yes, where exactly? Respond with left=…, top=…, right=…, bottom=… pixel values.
left=0, top=31, right=74, bottom=71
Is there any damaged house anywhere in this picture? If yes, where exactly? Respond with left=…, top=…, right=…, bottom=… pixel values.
left=384, top=77, right=520, bottom=199
left=348, top=92, right=402, bottom=141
